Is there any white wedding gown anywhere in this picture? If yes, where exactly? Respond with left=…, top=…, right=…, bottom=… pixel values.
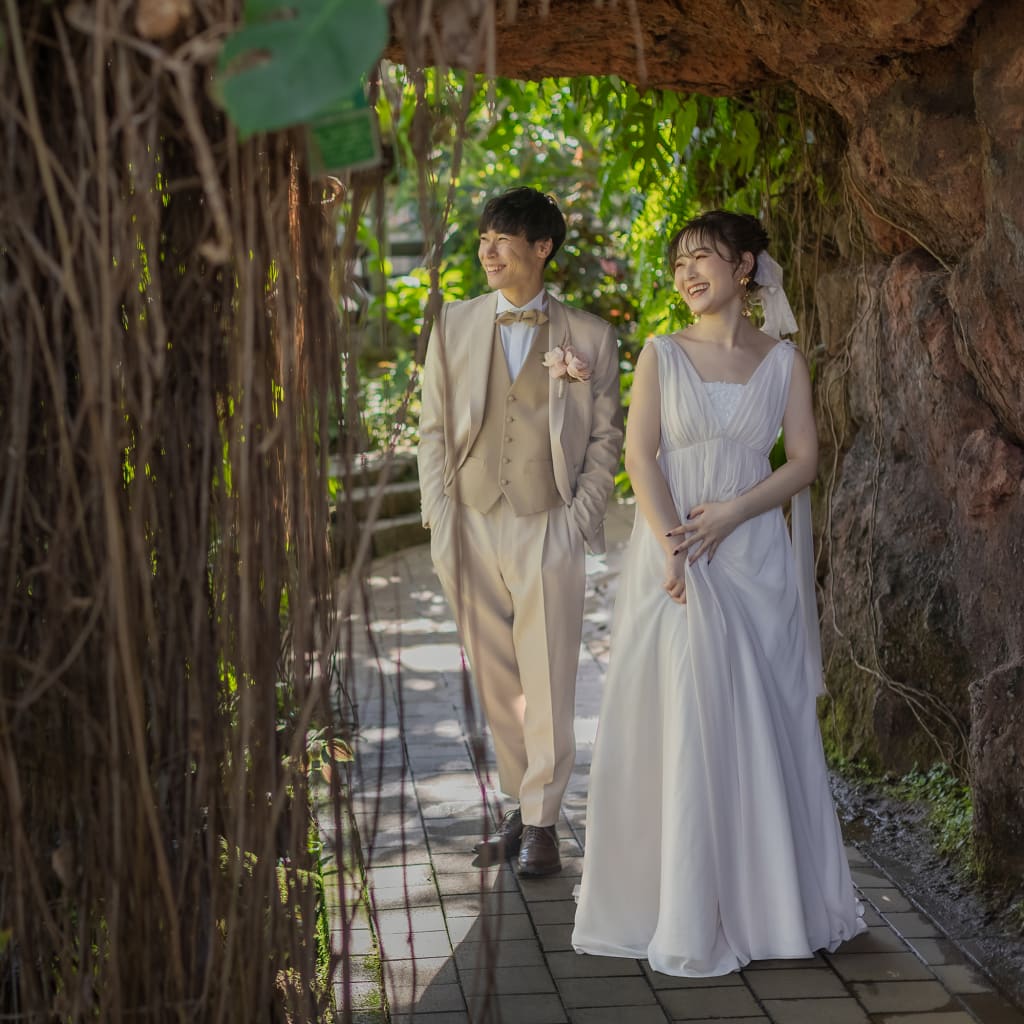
left=572, top=336, right=865, bottom=977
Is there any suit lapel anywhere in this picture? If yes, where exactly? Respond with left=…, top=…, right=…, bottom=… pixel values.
left=546, top=298, right=572, bottom=503
left=546, top=298, right=569, bottom=432
left=466, top=293, right=499, bottom=448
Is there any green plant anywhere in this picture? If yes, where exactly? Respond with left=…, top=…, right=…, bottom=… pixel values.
left=892, top=764, right=974, bottom=865
left=830, top=756, right=976, bottom=872
left=358, top=349, right=420, bottom=452
left=357, top=68, right=837, bottom=471
left=826, top=752, right=884, bottom=782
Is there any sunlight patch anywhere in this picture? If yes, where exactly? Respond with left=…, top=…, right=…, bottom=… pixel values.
left=575, top=716, right=599, bottom=746
left=400, top=643, right=464, bottom=673
left=404, top=676, right=439, bottom=692
left=367, top=574, right=401, bottom=588
left=360, top=726, right=401, bottom=744
left=431, top=719, right=464, bottom=740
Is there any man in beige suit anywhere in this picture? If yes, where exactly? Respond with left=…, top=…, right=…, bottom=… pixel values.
left=418, top=188, right=623, bottom=875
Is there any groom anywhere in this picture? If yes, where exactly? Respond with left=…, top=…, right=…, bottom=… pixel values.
left=417, top=187, right=622, bottom=875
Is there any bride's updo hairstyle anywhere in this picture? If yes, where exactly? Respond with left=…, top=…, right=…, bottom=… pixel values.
left=668, top=210, right=770, bottom=294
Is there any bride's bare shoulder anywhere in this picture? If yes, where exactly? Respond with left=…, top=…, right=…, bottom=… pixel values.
left=745, top=324, right=781, bottom=357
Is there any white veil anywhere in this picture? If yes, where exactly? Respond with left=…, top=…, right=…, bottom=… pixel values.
left=755, top=252, right=823, bottom=696
left=753, top=252, right=799, bottom=341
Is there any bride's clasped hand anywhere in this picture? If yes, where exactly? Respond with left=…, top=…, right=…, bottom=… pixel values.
left=667, top=499, right=744, bottom=564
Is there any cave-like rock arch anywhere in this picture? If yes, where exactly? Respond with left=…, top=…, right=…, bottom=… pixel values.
left=392, top=0, right=1024, bottom=877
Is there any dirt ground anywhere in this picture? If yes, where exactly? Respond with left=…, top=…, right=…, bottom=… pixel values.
left=832, top=772, right=1024, bottom=1011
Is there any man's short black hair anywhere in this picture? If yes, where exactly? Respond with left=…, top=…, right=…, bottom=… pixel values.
left=478, top=187, right=567, bottom=265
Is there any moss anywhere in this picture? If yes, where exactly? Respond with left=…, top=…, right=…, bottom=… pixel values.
left=353, top=950, right=383, bottom=1009
left=818, top=667, right=884, bottom=771
left=831, top=756, right=978, bottom=877
left=353, top=980, right=382, bottom=1010
left=890, top=764, right=975, bottom=869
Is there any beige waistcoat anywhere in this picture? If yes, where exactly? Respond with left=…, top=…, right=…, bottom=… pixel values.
left=449, top=325, right=561, bottom=516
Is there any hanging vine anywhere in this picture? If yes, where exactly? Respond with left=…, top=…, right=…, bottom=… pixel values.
left=0, top=1, right=985, bottom=1019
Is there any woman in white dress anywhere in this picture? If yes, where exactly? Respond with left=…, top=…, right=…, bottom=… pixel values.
left=571, top=211, right=865, bottom=977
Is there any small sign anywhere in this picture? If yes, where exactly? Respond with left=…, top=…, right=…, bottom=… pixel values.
left=309, top=87, right=380, bottom=175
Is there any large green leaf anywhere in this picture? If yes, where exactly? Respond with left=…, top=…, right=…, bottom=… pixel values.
left=217, top=0, right=387, bottom=137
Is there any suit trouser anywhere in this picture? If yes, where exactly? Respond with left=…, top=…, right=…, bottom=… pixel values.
left=430, top=496, right=585, bottom=827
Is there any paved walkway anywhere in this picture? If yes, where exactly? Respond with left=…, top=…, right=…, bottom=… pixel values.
left=330, top=499, right=1024, bottom=1024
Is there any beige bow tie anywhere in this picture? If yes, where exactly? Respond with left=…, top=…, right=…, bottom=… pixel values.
left=495, top=308, right=549, bottom=327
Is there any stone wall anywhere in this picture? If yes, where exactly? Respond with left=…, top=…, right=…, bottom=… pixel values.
left=813, top=0, right=1024, bottom=876
left=393, top=0, right=1024, bottom=877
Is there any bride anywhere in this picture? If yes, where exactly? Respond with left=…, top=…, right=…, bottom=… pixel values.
left=571, top=210, right=865, bottom=977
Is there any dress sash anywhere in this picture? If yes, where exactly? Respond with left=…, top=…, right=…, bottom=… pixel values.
left=791, top=486, right=825, bottom=697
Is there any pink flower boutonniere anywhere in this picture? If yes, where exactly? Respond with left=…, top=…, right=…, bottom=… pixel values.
left=542, top=346, right=591, bottom=397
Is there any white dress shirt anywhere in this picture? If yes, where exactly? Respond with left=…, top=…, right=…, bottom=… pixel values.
left=495, top=289, right=548, bottom=382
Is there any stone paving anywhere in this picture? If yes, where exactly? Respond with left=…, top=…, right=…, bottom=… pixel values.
left=328, top=499, right=1024, bottom=1024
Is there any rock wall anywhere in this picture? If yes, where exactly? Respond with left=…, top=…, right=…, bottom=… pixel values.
left=816, top=249, right=1024, bottom=875
left=823, top=2, right=1024, bottom=880
left=393, top=0, right=1024, bottom=877
left=813, top=0, right=1024, bottom=875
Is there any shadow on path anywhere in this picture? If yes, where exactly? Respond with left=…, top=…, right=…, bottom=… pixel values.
left=326, top=499, right=1024, bottom=1024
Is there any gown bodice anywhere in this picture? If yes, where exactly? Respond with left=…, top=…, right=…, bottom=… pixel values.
left=653, top=335, right=794, bottom=459
left=703, top=381, right=746, bottom=431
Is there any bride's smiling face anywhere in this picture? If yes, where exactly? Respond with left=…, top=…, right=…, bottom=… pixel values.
left=672, top=232, right=750, bottom=316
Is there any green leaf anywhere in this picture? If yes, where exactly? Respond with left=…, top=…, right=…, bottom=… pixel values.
left=733, top=110, right=760, bottom=175
left=217, top=0, right=387, bottom=137
left=675, top=98, right=699, bottom=150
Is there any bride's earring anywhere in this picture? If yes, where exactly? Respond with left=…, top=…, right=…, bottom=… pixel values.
left=740, top=275, right=753, bottom=318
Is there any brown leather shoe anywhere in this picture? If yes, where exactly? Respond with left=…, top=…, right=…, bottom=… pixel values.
left=473, top=807, right=523, bottom=864
left=517, top=825, right=561, bottom=876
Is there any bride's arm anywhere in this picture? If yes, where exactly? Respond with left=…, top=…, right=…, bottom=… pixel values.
left=625, top=344, right=689, bottom=603
left=669, top=350, right=818, bottom=564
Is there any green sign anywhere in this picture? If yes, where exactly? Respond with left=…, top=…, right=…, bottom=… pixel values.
left=309, top=88, right=380, bottom=175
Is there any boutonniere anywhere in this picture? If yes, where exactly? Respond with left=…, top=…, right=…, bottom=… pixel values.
left=542, top=346, right=592, bottom=397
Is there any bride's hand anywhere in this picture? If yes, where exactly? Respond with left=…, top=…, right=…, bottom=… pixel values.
left=663, top=550, right=687, bottom=604
left=667, top=500, right=742, bottom=565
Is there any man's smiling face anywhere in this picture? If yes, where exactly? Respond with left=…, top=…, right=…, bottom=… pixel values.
left=478, top=229, right=551, bottom=305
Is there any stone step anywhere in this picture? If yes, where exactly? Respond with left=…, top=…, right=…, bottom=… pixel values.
left=328, top=448, right=418, bottom=488
left=332, top=512, right=429, bottom=567
left=332, top=479, right=421, bottom=522
left=370, top=512, right=430, bottom=558
left=328, top=448, right=428, bottom=565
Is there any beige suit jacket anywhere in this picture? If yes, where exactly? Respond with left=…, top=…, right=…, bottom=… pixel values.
left=417, top=292, right=623, bottom=553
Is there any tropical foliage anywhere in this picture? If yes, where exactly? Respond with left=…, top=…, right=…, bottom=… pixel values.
left=354, top=68, right=837, bottom=455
